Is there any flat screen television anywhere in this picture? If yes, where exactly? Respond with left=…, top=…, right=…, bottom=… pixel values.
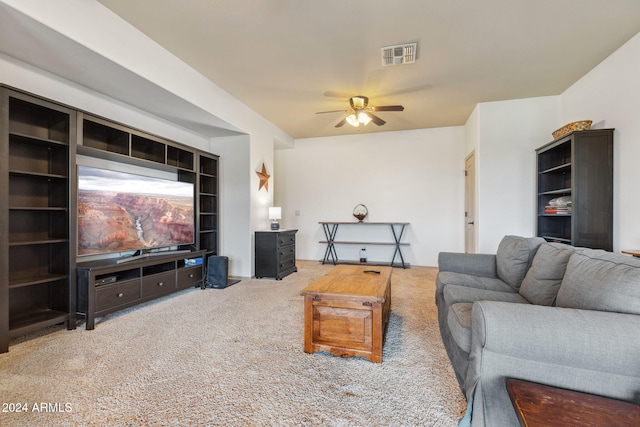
left=77, top=165, right=195, bottom=257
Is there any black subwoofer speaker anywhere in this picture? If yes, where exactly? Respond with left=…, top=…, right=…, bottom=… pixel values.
left=206, top=256, right=229, bottom=289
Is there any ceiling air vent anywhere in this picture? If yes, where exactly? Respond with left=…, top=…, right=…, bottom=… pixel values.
left=381, top=42, right=417, bottom=66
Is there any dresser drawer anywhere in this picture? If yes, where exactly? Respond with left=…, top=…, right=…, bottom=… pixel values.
left=278, top=233, right=296, bottom=247
left=177, top=265, right=203, bottom=288
left=277, top=244, right=295, bottom=260
left=279, top=257, right=296, bottom=273
left=95, top=280, right=140, bottom=312
left=142, top=271, right=176, bottom=298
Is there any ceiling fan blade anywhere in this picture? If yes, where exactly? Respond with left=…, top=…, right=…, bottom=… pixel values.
left=316, top=109, right=348, bottom=114
left=365, top=112, right=386, bottom=126
left=335, top=118, right=347, bottom=128
left=372, top=105, right=404, bottom=112
left=323, top=90, right=353, bottom=98
left=376, top=83, right=432, bottom=98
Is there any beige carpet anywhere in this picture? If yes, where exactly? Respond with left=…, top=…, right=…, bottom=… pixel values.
left=1, top=261, right=466, bottom=426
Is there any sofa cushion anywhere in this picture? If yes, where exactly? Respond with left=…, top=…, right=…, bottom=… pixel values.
left=444, top=284, right=530, bottom=354
left=447, top=303, right=473, bottom=352
left=519, top=242, right=575, bottom=305
left=496, top=235, right=545, bottom=290
left=437, top=271, right=515, bottom=294
left=438, top=252, right=497, bottom=278
left=443, top=284, right=529, bottom=306
left=556, top=249, right=640, bottom=315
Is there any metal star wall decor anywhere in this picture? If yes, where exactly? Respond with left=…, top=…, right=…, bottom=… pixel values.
left=256, top=163, right=270, bottom=191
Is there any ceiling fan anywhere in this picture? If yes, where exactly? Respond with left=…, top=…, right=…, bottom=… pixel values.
left=316, top=95, right=404, bottom=128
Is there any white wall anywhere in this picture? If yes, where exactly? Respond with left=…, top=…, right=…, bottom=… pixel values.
left=211, top=131, right=277, bottom=278
left=0, top=53, right=210, bottom=150
left=560, top=32, right=640, bottom=252
left=275, top=127, right=465, bottom=267
left=473, top=96, right=560, bottom=253
left=465, top=97, right=562, bottom=255
left=250, top=135, right=275, bottom=268
left=209, top=135, right=251, bottom=277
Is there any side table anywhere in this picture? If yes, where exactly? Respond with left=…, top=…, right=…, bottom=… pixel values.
left=506, top=379, right=640, bottom=427
left=319, top=222, right=410, bottom=268
left=622, top=249, right=640, bottom=257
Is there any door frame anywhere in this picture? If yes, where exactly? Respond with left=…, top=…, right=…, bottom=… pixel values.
left=465, top=151, right=476, bottom=253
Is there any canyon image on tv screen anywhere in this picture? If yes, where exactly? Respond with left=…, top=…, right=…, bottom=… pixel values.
left=77, top=165, right=195, bottom=256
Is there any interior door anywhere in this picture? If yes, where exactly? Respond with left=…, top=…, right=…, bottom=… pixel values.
left=465, top=152, right=476, bottom=253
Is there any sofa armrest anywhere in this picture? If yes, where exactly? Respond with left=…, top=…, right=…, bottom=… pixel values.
left=438, top=252, right=497, bottom=278
left=465, top=301, right=640, bottom=426
left=471, top=301, right=640, bottom=376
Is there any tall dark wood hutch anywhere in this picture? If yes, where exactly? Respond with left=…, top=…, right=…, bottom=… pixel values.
left=536, top=129, right=613, bottom=250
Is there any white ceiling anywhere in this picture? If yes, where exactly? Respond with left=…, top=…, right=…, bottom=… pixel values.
left=2, top=1, right=639, bottom=141
left=95, top=0, right=640, bottom=139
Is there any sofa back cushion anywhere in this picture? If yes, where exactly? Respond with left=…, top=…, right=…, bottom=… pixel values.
left=556, top=249, right=640, bottom=315
left=496, top=235, right=545, bottom=290
left=519, top=242, right=575, bottom=305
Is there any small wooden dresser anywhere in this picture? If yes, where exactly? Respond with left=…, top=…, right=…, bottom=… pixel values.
left=255, top=229, right=298, bottom=280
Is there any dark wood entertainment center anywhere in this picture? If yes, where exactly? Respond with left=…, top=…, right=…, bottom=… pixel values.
left=77, top=250, right=206, bottom=330
left=0, top=86, right=219, bottom=352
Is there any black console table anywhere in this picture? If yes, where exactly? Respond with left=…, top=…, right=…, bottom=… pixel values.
left=77, top=250, right=205, bottom=329
left=319, top=222, right=410, bottom=268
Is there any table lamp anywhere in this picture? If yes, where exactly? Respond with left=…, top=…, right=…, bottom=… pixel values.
left=269, top=207, right=281, bottom=230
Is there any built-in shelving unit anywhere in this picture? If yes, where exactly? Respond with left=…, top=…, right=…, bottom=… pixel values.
left=198, top=153, right=219, bottom=263
left=78, top=113, right=198, bottom=173
left=536, top=129, right=613, bottom=250
left=1, top=87, right=77, bottom=353
left=0, top=87, right=219, bottom=352
left=77, top=112, right=219, bottom=260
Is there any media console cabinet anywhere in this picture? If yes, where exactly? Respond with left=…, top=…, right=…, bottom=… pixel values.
left=77, top=250, right=205, bottom=329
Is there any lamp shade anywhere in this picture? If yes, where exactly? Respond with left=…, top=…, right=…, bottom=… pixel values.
left=268, top=207, right=282, bottom=220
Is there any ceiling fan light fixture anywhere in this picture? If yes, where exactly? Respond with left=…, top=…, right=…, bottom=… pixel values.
left=358, top=112, right=372, bottom=126
left=345, top=114, right=360, bottom=127
left=318, top=95, right=403, bottom=128
left=351, top=96, right=367, bottom=110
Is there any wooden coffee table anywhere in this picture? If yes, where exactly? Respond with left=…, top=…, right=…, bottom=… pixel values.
left=300, top=265, right=392, bottom=363
left=507, top=379, right=640, bottom=426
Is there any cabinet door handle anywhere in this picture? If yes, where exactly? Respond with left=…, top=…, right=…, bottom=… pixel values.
left=117, top=293, right=124, bottom=298
left=189, top=273, right=194, bottom=278
left=158, top=282, right=164, bottom=287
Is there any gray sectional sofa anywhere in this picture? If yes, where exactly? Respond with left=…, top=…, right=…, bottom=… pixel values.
left=436, top=235, right=640, bottom=426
